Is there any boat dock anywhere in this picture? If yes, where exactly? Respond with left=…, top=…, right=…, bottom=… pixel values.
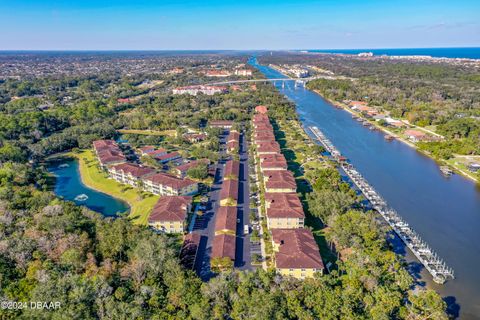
left=308, top=125, right=454, bottom=284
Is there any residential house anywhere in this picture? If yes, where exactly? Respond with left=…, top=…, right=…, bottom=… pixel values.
left=404, top=129, right=429, bottom=142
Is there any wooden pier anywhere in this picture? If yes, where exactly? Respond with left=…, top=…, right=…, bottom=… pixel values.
left=309, top=126, right=454, bottom=284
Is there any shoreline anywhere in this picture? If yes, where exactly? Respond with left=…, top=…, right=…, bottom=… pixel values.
left=49, top=150, right=158, bottom=224
left=311, top=89, right=479, bottom=184
left=262, top=63, right=478, bottom=184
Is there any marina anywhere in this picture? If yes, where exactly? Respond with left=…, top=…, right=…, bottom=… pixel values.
left=251, top=57, right=480, bottom=318
left=309, top=126, right=455, bottom=284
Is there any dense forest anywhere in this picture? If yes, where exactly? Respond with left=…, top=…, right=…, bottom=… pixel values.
left=0, top=53, right=448, bottom=319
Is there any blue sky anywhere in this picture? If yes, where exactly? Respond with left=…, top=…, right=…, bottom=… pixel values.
left=0, top=0, right=479, bottom=50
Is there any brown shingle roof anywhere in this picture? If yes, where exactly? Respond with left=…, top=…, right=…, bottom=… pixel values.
left=257, top=141, right=281, bottom=153
left=271, top=229, right=323, bottom=269
left=93, top=139, right=126, bottom=164
left=227, top=131, right=240, bottom=142
left=148, top=196, right=192, bottom=223
left=111, top=163, right=155, bottom=178
left=224, top=160, right=240, bottom=179
left=214, top=207, right=237, bottom=234
left=264, top=170, right=297, bottom=190
left=211, top=234, right=236, bottom=260
left=259, top=153, right=288, bottom=170
left=175, top=159, right=209, bottom=174
left=254, top=131, right=276, bottom=143
left=144, top=172, right=196, bottom=190
left=219, top=179, right=238, bottom=202
left=255, top=105, right=268, bottom=114
left=265, top=193, right=305, bottom=219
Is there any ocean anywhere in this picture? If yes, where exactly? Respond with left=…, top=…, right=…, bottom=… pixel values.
left=306, top=47, right=480, bottom=59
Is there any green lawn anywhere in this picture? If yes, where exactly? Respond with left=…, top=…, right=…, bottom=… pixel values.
left=71, top=149, right=160, bottom=225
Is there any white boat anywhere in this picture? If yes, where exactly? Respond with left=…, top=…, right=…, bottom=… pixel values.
left=74, top=194, right=89, bottom=201
left=58, top=163, right=70, bottom=168
left=440, top=166, right=453, bottom=177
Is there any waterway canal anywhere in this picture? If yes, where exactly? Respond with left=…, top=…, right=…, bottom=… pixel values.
left=250, top=57, right=480, bottom=319
left=48, top=158, right=130, bottom=216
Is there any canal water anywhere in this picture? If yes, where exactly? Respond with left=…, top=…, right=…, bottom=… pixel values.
left=48, top=158, right=130, bottom=216
left=250, top=58, right=480, bottom=319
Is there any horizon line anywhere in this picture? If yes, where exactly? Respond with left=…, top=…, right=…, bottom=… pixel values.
left=1, top=46, right=480, bottom=52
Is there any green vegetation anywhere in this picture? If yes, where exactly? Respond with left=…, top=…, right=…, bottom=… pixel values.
left=71, top=149, right=159, bottom=225
left=0, top=53, right=448, bottom=319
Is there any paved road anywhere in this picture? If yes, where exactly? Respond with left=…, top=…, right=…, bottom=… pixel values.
left=193, top=129, right=256, bottom=278
left=194, top=131, right=227, bottom=280
left=235, top=132, right=253, bottom=270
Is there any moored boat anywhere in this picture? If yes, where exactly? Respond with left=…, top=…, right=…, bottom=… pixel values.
left=440, top=166, right=453, bottom=177
left=384, top=134, right=394, bottom=141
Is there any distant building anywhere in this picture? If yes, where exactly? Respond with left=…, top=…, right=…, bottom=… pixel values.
left=148, top=196, right=192, bottom=233
left=358, top=52, right=374, bottom=57
left=235, top=69, right=252, bottom=76
left=204, top=70, right=232, bottom=77
left=172, top=85, right=227, bottom=96
left=271, top=229, right=324, bottom=279
left=209, top=120, right=234, bottom=129
left=404, top=129, right=429, bottom=143
left=183, top=133, right=207, bottom=143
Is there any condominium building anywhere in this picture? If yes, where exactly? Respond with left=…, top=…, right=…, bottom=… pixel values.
left=264, top=193, right=305, bottom=229
left=148, top=196, right=192, bottom=233
left=271, top=229, right=324, bottom=279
